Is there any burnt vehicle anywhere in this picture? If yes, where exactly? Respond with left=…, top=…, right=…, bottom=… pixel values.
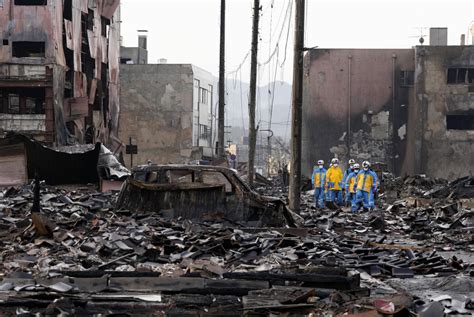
left=116, top=165, right=298, bottom=227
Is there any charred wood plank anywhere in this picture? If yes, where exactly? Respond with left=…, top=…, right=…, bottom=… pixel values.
left=222, top=272, right=359, bottom=290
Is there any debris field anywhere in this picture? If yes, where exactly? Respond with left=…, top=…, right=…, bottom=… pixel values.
left=0, top=173, right=472, bottom=316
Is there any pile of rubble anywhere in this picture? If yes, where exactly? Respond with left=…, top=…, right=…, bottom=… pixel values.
left=0, top=173, right=472, bottom=315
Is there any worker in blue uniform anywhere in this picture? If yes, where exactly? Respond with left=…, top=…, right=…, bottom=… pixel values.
left=312, top=160, right=326, bottom=209
left=345, top=163, right=360, bottom=212
left=343, top=159, right=356, bottom=206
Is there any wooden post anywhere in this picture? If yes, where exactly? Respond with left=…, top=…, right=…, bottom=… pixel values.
left=289, top=0, right=305, bottom=212
left=248, top=0, right=260, bottom=185
left=217, top=0, right=226, bottom=157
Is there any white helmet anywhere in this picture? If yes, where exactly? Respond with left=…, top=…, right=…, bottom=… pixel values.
left=348, top=159, right=355, bottom=165
left=362, top=161, right=370, bottom=169
left=317, top=159, right=324, bottom=165
left=331, top=158, right=339, bottom=165
left=353, top=163, right=360, bottom=170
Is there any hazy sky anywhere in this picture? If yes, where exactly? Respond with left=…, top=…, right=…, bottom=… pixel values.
left=121, top=0, right=474, bottom=84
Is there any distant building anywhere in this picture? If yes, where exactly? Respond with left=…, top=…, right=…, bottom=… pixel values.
left=303, top=28, right=474, bottom=180
left=119, top=63, right=215, bottom=167
left=412, top=44, right=474, bottom=179
left=120, top=34, right=148, bottom=65
left=0, top=0, right=121, bottom=145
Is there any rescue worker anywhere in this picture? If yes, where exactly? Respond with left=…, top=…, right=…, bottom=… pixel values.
left=343, top=159, right=356, bottom=206
left=344, top=163, right=360, bottom=212
left=353, top=161, right=379, bottom=212
left=325, top=158, right=343, bottom=205
left=311, top=160, right=326, bottom=209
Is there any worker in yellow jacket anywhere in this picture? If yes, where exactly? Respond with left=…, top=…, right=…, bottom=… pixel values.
left=325, top=158, right=343, bottom=205
left=353, top=161, right=379, bottom=212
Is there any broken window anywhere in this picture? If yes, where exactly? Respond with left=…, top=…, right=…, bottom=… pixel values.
left=0, top=88, right=45, bottom=114
left=447, top=69, right=457, bottom=84
left=87, top=9, right=94, bottom=31
left=400, top=71, right=414, bottom=87
left=446, top=114, right=474, bottom=130
left=8, top=94, right=19, bottom=114
left=199, top=124, right=209, bottom=140
left=457, top=68, right=467, bottom=83
left=101, top=17, right=110, bottom=37
left=447, top=68, right=472, bottom=84
left=12, top=41, right=45, bottom=58
left=63, top=0, right=72, bottom=20
left=14, top=0, right=46, bottom=5
left=201, top=172, right=233, bottom=193
left=200, top=88, right=208, bottom=105
left=25, top=98, right=36, bottom=114
left=468, top=69, right=474, bottom=84
left=166, top=170, right=194, bottom=184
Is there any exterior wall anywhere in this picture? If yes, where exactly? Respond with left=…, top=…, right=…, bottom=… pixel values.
left=119, top=64, right=197, bottom=167
left=302, top=49, right=415, bottom=177
left=0, top=0, right=120, bottom=146
left=0, top=114, right=45, bottom=131
left=191, top=65, right=214, bottom=157
left=413, top=45, right=474, bottom=180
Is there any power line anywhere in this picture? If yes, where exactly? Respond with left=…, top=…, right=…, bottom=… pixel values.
left=258, top=0, right=292, bottom=67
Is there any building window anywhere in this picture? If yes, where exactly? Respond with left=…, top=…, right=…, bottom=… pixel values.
left=200, top=88, right=208, bottom=105
left=63, top=0, right=72, bottom=20
left=12, top=41, right=45, bottom=58
left=447, top=68, right=474, bottom=84
left=400, top=71, right=414, bottom=87
left=15, top=0, right=46, bottom=4
left=2, top=40, right=8, bottom=46
left=8, top=95, right=19, bottom=114
left=101, top=17, right=110, bottom=37
left=199, top=124, right=209, bottom=140
left=446, top=114, right=474, bottom=130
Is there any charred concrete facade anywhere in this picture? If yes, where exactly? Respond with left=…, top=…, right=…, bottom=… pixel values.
left=303, top=45, right=474, bottom=180
left=0, top=0, right=120, bottom=145
left=412, top=45, right=474, bottom=179
left=302, top=49, right=415, bottom=177
left=119, top=64, right=215, bottom=167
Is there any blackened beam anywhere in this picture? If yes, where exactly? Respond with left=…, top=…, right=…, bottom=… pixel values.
left=222, top=272, right=359, bottom=290
left=0, top=80, right=53, bottom=87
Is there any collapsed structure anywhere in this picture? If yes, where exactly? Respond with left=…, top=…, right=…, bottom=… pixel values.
left=303, top=28, right=474, bottom=180
left=0, top=0, right=120, bottom=146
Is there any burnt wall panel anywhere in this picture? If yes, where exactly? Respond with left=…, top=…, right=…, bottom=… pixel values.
left=302, top=49, right=415, bottom=177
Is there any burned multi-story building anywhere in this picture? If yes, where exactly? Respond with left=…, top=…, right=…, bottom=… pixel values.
left=303, top=28, right=474, bottom=180
left=0, top=0, right=120, bottom=145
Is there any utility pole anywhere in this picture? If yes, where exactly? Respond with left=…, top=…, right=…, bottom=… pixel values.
left=248, top=0, right=260, bottom=185
left=289, top=0, right=305, bottom=212
left=217, top=0, right=226, bottom=157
